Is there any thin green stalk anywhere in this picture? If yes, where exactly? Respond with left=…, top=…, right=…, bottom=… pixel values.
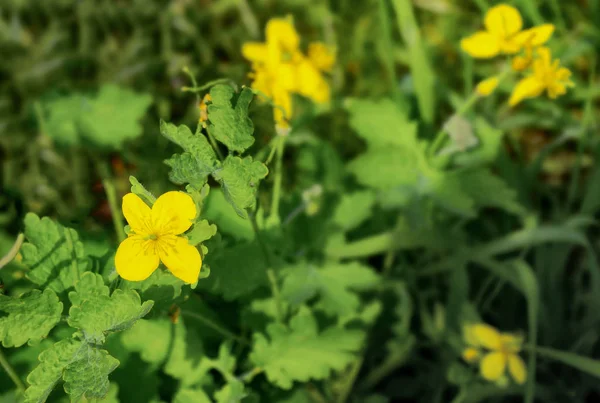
left=102, top=177, right=125, bottom=243
left=268, top=135, right=286, bottom=224
left=326, top=232, right=394, bottom=259
left=236, top=0, right=259, bottom=38
left=0, top=233, right=24, bottom=270
left=0, top=347, right=25, bottom=393
left=249, top=212, right=283, bottom=323
left=181, top=310, right=249, bottom=345
left=336, top=356, right=364, bottom=403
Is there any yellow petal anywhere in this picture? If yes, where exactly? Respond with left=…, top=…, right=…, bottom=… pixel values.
left=151, top=191, right=196, bottom=236
left=471, top=324, right=503, bottom=350
left=242, top=42, right=267, bottom=62
left=480, top=352, right=507, bottom=382
left=509, top=76, right=545, bottom=106
left=476, top=76, right=500, bottom=96
left=484, top=4, right=523, bottom=37
left=513, top=24, right=554, bottom=47
left=511, top=55, right=531, bottom=72
left=508, top=354, right=527, bottom=384
left=122, top=193, right=152, bottom=235
left=501, top=333, right=524, bottom=353
left=272, top=87, right=292, bottom=126
left=462, top=347, right=481, bottom=363
left=266, top=17, right=299, bottom=52
left=158, top=236, right=202, bottom=284
left=308, top=42, right=336, bottom=72
left=115, top=236, right=160, bottom=281
left=460, top=31, right=501, bottom=58
left=296, top=59, right=330, bottom=103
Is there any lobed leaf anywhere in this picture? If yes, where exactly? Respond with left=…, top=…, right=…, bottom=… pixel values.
left=20, top=213, right=87, bottom=294
left=250, top=307, right=364, bottom=389
left=68, top=272, right=154, bottom=344
left=0, top=289, right=62, bottom=348
left=207, top=85, right=255, bottom=153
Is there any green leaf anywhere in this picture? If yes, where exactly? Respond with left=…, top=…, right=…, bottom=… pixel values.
left=68, top=272, right=154, bottom=344
left=174, top=389, right=211, bottom=403
left=348, top=146, right=424, bottom=190
left=24, top=339, right=119, bottom=403
left=0, top=289, right=62, bottom=348
left=250, top=307, right=364, bottom=389
left=214, top=379, right=246, bottom=403
left=43, top=95, right=84, bottom=146
left=203, top=189, right=254, bottom=241
left=207, top=85, right=255, bottom=153
left=129, top=176, right=157, bottom=205
left=213, top=156, right=269, bottom=218
left=21, top=213, right=87, bottom=293
left=200, top=241, right=268, bottom=301
left=121, top=318, right=171, bottom=365
left=186, top=220, right=218, bottom=246
left=454, top=118, right=504, bottom=167
left=121, top=269, right=184, bottom=314
left=332, top=191, right=376, bottom=231
left=281, top=262, right=380, bottom=317
left=344, top=98, right=418, bottom=148
left=160, top=120, right=219, bottom=187
left=79, top=85, right=152, bottom=149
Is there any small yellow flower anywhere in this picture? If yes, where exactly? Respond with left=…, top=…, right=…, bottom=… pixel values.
left=462, top=323, right=527, bottom=385
left=475, top=75, right=500, bottom=96
left=115, top=192, right=201, bottom=284
left=509, top=47, right=574, bottom=106
left=460, top=4, right=554, bottom=59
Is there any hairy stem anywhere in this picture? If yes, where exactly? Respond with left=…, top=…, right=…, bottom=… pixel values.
left=0, top=347, right=25, bottom=393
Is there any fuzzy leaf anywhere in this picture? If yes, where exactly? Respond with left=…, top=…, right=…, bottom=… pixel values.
left=24, top=339, right=119, bottom=403
left=68, top=272, right=154, bottom=344
left=20, top=213, right=87, bottom=293
left=0, top=289, right=62, bottom=348
left=43, top=96, right=85, bottom=146
left=174, top=389, right=211, bottom=403
left=250, top=307, right=364, bottom=389
left=79, top=85, right=152, bottom=149
left=207, top=85, right=255, bottom=153
left=213, top=156, right=268, bottom=218
left=281, top=262, right=380, bottom=317
left=186, top=220, right=218, bottom=246
left=160, top=120, right=219, bottom=187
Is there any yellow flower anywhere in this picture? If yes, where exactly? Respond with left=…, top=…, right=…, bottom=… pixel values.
left=242, top=17, right=333, bottom=128
left=509, top=47, right=574, bottom=106
left=115, top=192, right=202, bottom=284
left=463, top=323, right=527, bottom=385
left=475, top=75, right=500, bottom=96
left=460, top=4, right=554, bottom=59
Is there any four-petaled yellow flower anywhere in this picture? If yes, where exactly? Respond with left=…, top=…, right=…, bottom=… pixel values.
left=509, top=47, right=574, bottom=106
left=116, top=191, right=201, bottom=284
left=463, top=323, right=527, bottom=385
left=242, top=17, right=334, bottom=128
left=461, top=4, right=554, bottom=59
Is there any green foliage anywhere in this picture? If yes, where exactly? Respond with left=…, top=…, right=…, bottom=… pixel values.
left=21, top=213, right=87, bottom=294
left=332, top=190, right=376, bottom=231
left=68, top=272, right=154, bottom=344
left=250, top=307, right=364, bottom=389
left=0, top=289, right=62, bottom=348
left=207, top=85, right=255, bottom=153
left=43, top=85, right=152, bottom=149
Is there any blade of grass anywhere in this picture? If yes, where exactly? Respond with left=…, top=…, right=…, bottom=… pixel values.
left=390, top=0, right=436, bottom=123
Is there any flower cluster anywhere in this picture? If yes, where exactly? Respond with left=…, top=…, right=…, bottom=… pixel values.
left=462, top=323, right=527, bottom=386
left=461, top=4, right=573, bottom=106
left=242, top=17, right=335, bottom=129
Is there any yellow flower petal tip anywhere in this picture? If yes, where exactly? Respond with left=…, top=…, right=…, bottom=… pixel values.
left=462, top=347, right=481, bottom=363
left=476, top=76, right=500, bottom=96
left=115, top=192, right=202, bottom=285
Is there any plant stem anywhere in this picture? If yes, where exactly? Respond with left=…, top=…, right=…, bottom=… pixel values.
left=249, top=212, right=283, bottom=323
left=97, top=164, right=126, bottom=243
left=326, top=232, right=394, bottom=259
left=336, top=356, right=364, bottom=403
left=0, top=233, right=24, bottom=271
left=0, top=347, right=25, bottom=393
left=181, top=310, right=249, bottom=345
left=268, top=135, right=286, bottom=225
